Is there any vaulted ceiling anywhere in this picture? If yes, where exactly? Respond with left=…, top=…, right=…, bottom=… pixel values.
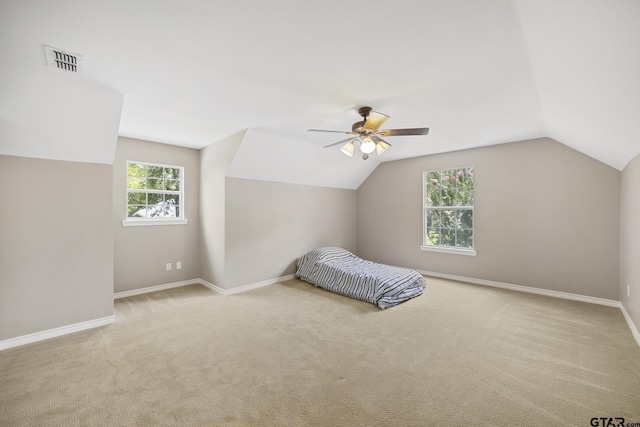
left=2, top=0, right=639, bottom=189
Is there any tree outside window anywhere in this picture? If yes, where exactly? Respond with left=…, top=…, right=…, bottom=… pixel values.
left=127, top=161, right=183, bottom=219
left=424, top=167, right=474, bottom=249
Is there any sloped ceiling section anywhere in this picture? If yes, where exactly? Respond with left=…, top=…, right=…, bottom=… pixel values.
left=226, top=129, right=378, bottom=190
left=0, top=1, right=124, bottom=165
left=1, top=0, right=639, bottom=176
left=513, top=0, right=640, bottom=170
left=0, top=66, right=124, bottom=164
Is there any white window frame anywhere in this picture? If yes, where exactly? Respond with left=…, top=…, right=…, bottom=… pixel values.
left=421, top=167, right=476, bottom=256
left=122, top=160, right=188, bottom=227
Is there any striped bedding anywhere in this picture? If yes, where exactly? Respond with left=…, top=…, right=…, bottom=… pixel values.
left=296, top=247, right=425, bottom=308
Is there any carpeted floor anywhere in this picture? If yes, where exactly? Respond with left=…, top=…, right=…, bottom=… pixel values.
left=1, top=277, right=639, bottom=426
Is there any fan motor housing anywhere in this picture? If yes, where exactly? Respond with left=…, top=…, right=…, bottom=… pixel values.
left=352, top=106, right=373, bottom=132
left=357, top=106, right=372, bottom=118
left=351, top=121, right=365, bottom=132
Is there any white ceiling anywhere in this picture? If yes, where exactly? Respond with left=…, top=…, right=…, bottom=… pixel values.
left=2, top=0, right=639, bottom=182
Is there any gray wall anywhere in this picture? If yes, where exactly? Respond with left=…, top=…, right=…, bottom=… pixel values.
left=0, top=155, right=114, bottom=341
left=225, top=178, right=357, bottom=289
left=357, top=138, right=621, bottom=300
left=199, top=131, right=244, bottom=287
left=620, top=153, right=640, bottom=332
left=113, top=137, right=201, bottom=293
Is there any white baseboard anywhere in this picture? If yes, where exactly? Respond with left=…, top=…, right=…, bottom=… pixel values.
left=417, top=270, right=640, bottom=349
left=197, top=278, right=225, bottom=295
left=114, top=274, right=296, bottom=299
left=0, top=315, right=115, bottom=351
left=5, top=273, right=636, bottom=351
left=114, top=279, right=201, bottom=299
left=2, top=273, right=295, bottom=351
left=198, top=274, right=296, bottom=296
left=416, top=270, right=621, bottom=308
left=224, top=274, right=296, bottom=295
left=620, top=303, right=640, bottom=348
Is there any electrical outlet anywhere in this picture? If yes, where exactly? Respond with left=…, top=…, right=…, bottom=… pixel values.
left=166, top=263, right=172, bottom=271
left=176, top=261, right=182, bottom=270
left=628, top=284, right=631, bottom=298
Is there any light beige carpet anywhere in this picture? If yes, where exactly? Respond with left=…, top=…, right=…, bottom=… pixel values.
left=1, top=278, right=639, bottom=426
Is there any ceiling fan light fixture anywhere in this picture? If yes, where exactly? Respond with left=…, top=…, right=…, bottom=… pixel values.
left=375, top=140, right=391, bottom=155
left=360, top=136, right=376, bottom=154
left=340, top=141, right=355, bottom=157
left=310, top=106, right=430, bottom=160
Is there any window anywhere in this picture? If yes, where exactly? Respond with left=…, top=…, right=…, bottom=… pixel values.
left=122, top=161, right=187, bottom=226
left=422, top=167, right=475, bottom=255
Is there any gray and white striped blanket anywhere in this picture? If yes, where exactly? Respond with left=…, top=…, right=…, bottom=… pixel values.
left=296, top=247, right=425, bottom=308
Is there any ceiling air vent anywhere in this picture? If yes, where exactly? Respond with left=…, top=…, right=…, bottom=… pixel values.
left=44, top=45, right=82, bottom=73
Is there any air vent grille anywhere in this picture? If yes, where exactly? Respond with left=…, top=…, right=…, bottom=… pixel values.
left=44, top=45, right=82, bottom=73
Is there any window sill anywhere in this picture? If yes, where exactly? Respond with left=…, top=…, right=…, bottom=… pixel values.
left=122, top=219, right=188, bottom=227
left=420, top=245, right=477, bottom=256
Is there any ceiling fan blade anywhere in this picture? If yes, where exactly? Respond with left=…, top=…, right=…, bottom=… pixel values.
left=323, top=137, right=356, bottom=149
left=308, top=129, right=358, bottom=135
left=377, top=127, right=430, bottom=137
left=362, top=111, right=390, bottom=131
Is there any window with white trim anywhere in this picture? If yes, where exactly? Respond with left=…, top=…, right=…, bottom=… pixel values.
left=123, top=161, right=186, bottom=226
left=422, top=167, right=475, bottom=255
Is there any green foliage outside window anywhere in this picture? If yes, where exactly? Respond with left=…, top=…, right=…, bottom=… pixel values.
left=424, top=167, right=474, bottom=249
left=127, top=162, right=182, bottom=218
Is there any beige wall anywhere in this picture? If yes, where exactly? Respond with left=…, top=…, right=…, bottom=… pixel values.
left=113, top=137, right=201, bottom=293
left=199, top=131, right=244, bottom=287
left=3, top=134, right=632, bottom=345
left=620, top=153, right=640, bottom=333
left=357, top=138, right=621, bottom=300
left=0, top=155, right=114, bottom=341
left=225, top=178, right=357, bottom=289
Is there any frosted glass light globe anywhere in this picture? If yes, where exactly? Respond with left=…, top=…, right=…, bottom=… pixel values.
left=360, top=137, right=376, bottom=154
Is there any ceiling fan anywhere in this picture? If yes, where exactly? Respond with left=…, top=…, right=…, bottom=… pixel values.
left=308, top=106, right=429, bottom=160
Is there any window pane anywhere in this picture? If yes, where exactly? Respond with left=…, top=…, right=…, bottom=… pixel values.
left=127, top=163, right=146, bottom=177
left=441, top=210, right=455, bottom=227
left=165, top=195, right=179, bottom=205
left=164, top=179, right=180, bottom=191
left=426, top=210, right=441, bottom=227
left=147, top=178, right=163, bottom=190
left=455, top=187, right=473, bottom=206
left=441, top=188, right=455, bottom=206
left=425, top=189, right=433, bottom=207
left=127, top=192, right=146, bottom=205
left=148, top=193, right=164, bottom=205
left=146, top=206, right=162, bottom=217
left=428, top=189, right=442, bottom=206
left=441, top=169, right=456, bottom=189
left=127, top=205, right=147, bottom=217
left=147, top=166, right=163, bottom=178
left=456, top=229, right=473, bottom=248
left=453, top=169, right=463, bottom=187
left=165, top=195, right=180, bottom=218
left=426, top=228, right=440, bottom=246
left=127, top=176, right=145, bottom=190
left=164, top=168, right=180, bottom=180
left=426, top=172, right=440, bottom=190
left=458, top=210, right=473, bottom=228
left=458, top=167, right=474, bottom=187
left=440, top=229, right=455, bottom=246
